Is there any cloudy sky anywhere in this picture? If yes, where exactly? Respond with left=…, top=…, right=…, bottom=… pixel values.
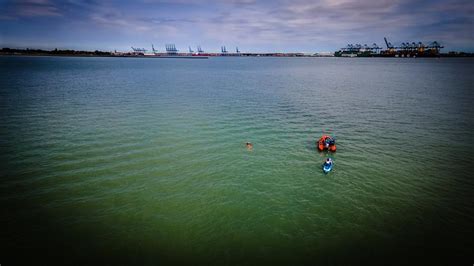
left=0, top=0, right=473, bottom=52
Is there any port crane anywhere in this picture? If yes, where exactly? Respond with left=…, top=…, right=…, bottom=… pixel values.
left=384, top=37, right=395, bottom=49
left=383, top=37, right=443, bottom=56
left=165, top=44, right=178, bottom=55
left=131, top=47, right=147, bottom=53
left=371, top=43, right=382, bottom=53
left=340, top=43, right=381, bottom=53
left=426, top=41, right=443, bottom=53
left=151, top=44, right=159, bottom=55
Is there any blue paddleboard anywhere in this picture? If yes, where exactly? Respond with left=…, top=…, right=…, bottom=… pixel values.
left=323, top=162, right=333, bottom=174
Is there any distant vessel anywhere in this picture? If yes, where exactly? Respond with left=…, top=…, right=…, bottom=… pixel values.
left=340, top=53, right=357, bottom=58
left=131, top=47, right=147, bottom=55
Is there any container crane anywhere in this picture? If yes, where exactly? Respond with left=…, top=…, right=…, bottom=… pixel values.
left=384, top=37, right=395, bottom=54
left=221, top=46, right=228, bottom=55
left=151, top=44, right=159, bottom=55
left=165, top=44, right=178, bottom=55
left=131, top=47, right=147, bottom=53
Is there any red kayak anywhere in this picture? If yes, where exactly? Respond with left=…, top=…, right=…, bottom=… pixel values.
left=317, top=135, right=336, bottom=152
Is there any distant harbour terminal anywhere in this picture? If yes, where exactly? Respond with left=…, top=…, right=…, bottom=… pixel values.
left=334, top=37, right=444, bottom=57
left=1, top=37, right=473, bottom=58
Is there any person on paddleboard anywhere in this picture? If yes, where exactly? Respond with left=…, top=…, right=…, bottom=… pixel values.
left=324, top=158, right=332, bottom=166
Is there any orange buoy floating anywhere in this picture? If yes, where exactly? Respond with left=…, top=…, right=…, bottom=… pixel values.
left=317, top=135, right=336, bottom=152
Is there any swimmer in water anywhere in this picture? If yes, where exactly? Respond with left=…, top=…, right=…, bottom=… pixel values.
left=246, top=142, right=253, bottom=150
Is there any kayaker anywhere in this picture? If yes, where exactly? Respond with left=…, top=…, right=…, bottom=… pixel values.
left=325, top=137, right=331, bottom=148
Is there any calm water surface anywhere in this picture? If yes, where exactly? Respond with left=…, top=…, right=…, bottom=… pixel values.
left=1, top=56, right=473, bottom=264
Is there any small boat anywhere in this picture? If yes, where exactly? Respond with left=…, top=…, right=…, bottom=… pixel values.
left=322, top=160, right=333, bottom=174
left=317, top=135, right=336, bottom=152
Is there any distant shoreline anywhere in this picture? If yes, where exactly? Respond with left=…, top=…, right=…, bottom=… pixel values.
left=1, top=48, right=473, bottom=58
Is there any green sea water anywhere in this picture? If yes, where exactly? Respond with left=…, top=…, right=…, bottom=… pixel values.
left=1, top=56, right=473, bottom=264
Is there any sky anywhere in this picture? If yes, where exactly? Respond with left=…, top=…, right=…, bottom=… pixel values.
left=0, top=0, right=473, bottom=52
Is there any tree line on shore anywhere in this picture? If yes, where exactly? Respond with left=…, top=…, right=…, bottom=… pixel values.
left=1, top=48, right=112, bottom=56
